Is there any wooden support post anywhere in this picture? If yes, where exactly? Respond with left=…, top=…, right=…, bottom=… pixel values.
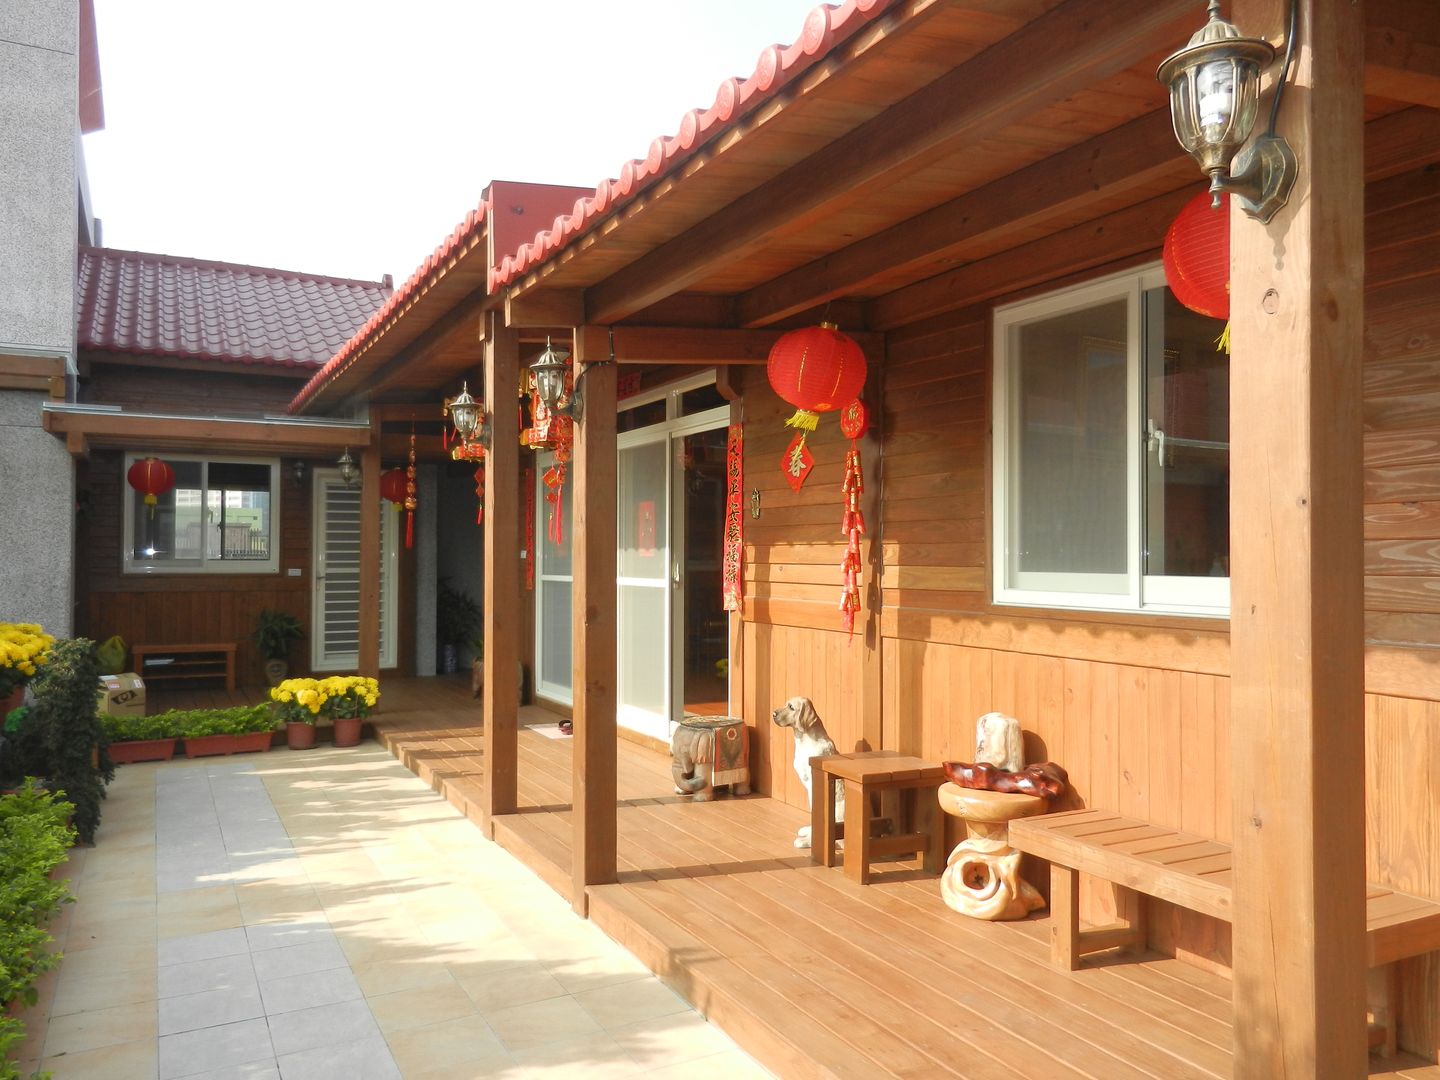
left=1230, top=1, right=1367, bottom=1075
left=483, top=311, right=521, bottom=827
left=358, top=438, right=382, bottom=677
left=571, top=324, right=618, bottom=912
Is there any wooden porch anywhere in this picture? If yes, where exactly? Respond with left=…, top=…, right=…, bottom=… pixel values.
left=353, top=677, right=1435, bottom=1080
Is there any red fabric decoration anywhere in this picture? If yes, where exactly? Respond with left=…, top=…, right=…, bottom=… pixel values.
left=404, top=434, right=417, bottom=549
left=767, top=322, right=868, bottom=433
left=1164, top=191, right=1231, bottom=320
left=523, top=467, right=536, bottom=591
left=380, top=468, right=407, bottom=507
left=722, top=425, right=744, bottom=612
left=780, top=432, right=814, bottom=492
left=127, top=457, right=175, bottom=518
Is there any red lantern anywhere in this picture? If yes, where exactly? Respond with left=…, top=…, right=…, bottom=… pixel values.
left=380, top=468, right=407, bottom=508
left=127, top=457, right=175, bottom=518
left=766, top=322, right=867, bottom=432
left=1164, top=191, right=1230, bottom=320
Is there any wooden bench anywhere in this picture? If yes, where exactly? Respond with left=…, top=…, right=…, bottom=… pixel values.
left=132, top=643, right=237, bottom=691
left=1010, top=808, right=1440, bottom=1055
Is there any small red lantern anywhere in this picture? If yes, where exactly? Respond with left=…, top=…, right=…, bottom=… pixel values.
left=127, top=456, right=175, bottom=518
left=767, top=322, right=867, bottom=432
left=380, top=468, right=407, bottom=508
left=1164, top=190, right=1230, bottom=320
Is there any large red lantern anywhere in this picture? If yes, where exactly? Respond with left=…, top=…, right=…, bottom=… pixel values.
left=379, top=468, right=407, bottom=508
left=126, top=457, right=175, bottom=518
left=766, top=322, right=867, bottom=432
left=1163, top=190, right=1230, bottom=320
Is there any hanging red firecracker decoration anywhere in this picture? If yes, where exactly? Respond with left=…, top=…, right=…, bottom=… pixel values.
left=542, top=460, right=567, bottom=545
left=523, top=466, right=536, bottom=591
left=1164, top=190, right=1232, bottom=350
left=127, top=456, right=175, bottom=518
left=767, top=321, right=866, bottom=488
left=838, top=399, right=868, bottom=638
left=380, top=468, right=407, bottom=509
left=403, top=433, right=417, bottom=549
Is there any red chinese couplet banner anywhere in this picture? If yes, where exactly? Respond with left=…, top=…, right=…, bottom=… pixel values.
left=723, top=424, right=744, bottom=612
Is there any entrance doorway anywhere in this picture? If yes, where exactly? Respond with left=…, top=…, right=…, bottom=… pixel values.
left=311, top=468, right=397, bottom=670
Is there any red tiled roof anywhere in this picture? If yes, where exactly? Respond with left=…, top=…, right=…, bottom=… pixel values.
left=76, top=246, right=392, bottom=368
left=287, top=204, right=488, bottom=413
left=489, top=0, right=897, bottom=290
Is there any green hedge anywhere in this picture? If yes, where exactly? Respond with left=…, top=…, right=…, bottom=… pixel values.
left=102, top=705, right=276, bottom=743
left=0, top=780, right=75, bottom=1075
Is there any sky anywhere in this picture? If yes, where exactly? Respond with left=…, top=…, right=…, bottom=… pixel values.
left=84, top=0, right=825, bottom=285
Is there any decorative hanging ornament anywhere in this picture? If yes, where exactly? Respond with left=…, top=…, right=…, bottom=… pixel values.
left=722, top=425, right=744, bottom=612
left=838, top=399, right=868, bottom=638
left=127, top=456, right=175, bottom=519
left=472, top=465, right=485, bottom=527
left=1164, top=190, right=1232, bottom=350
left=404, top=433, right=417, bottom=549
left=780, top=432, right=814, bottom=493
left=380, top=468, right=407, bottom=509
left=523, top=466, right=536, bottom=591
left=767, top=322, right=868, bottom=432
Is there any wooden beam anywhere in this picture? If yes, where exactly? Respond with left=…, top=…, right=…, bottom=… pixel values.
left=1230, top=1, right=1367, bottom=1076
left=40, top=409, right=371, bottom=453
left=1365, top=0, right=1440, bottom=108
left=64, top=431, right=89, bottom=460
left=581, top=0, right=1194, bottom=325
left=505, top=288, right=584, bottom=329
left=607, top=326, right=882, bottom=366
left=1363, top=106, right=1440, bottom=181
left=364, top=286, right=491, bottom=399
left=734, top=109, right=1188, bottom=327
left=0, top=354, right=64, bottom=378
left=483, top=310, right=521, bottom=827
left=358, top=439, right=383, bottom=678
left=571, top=323, right=618, bottom=912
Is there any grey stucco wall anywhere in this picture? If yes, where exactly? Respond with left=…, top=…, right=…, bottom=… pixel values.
left=0, top=1, right=79, bottom=356
left=414, top=465, right=437, bottom=676
left=0, top=391, right=74, bottom=633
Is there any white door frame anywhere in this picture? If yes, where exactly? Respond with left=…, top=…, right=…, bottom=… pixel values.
left=311, top=467, right=398, bottom=671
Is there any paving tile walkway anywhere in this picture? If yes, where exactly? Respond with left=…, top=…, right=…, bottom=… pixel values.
left=17, top=744, right=770, bottom=1079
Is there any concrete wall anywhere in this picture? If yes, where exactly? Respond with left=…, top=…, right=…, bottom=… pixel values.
left=0, top=0, right=80, bottom=635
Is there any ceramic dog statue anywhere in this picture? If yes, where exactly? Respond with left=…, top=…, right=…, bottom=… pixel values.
left=771, top=696, right=844, bottom=849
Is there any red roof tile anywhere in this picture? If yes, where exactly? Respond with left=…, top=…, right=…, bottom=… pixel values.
left=76, top=246, right=391, bottom=368
left=488, top=0, right=897, bottom=291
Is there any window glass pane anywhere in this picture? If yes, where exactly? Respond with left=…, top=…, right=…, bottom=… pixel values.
left=679, top=383, right=726, bottom=416
left=619, top=584, right=665, bottom=715
left=617, top=398, right=666, bottom=433
left=618, top=441, right=667, bottom=580
left=1014, top=299, right=1129, bottom=581
left=1144, top=288, right=1230, bottom=578
left=539, top=580, right=572, bottom=693
left=206, top=462, right=273, bottom=561
left=539, top=462, right=573, bottom=576
left=132, top=460, right=203, bottom=562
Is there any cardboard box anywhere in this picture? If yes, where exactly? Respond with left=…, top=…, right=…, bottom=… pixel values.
left=97, top=673, right=146, bottom=718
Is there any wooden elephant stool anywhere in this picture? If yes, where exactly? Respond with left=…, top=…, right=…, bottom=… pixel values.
left=670, top=716, right=751, bottom=801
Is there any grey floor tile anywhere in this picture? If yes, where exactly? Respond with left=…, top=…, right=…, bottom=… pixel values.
left=159, top=1017, right=274, bottom=1079
left=160, top=927, right=251, bottom=967
left=176, top=1062, right=281, bottom=1080
left=159, top=952, right=257, bottom=999
left=267, top=999, right=380, bottom=1057
left=251, top=940, right=348, bottom=983
left=159, top=983, right=265, bottom=1036
left=259, top=967, right=362, bottom=1016
left=245, top=921, right=335, bottom=953
left=276, top=1035, right=399, bottom=1080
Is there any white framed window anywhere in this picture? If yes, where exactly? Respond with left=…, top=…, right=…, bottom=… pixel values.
left=992, top=264, right=1230, bottom=616
left=534, top=450, right=574, bottom=705
left=123, top=453, right=280, bottom=575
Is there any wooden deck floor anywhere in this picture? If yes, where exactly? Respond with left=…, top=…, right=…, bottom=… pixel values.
left=335, top=678, right=1435, bottom=1078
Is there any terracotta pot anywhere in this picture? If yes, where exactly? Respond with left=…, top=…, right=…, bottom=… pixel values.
left=286, top=722, right=318, bottom=751
left=332, top=716, right=362, bottom=748
left=264, top=659, right=288, bottom=686
left=109, top=738, right=177, bottom=765
left=1, top=686, right=23, bottom=717
left=183, top=732, right=274, bottom=759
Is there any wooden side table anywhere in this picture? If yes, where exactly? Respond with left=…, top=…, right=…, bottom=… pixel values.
left=810, top=751, right=948, bottom=885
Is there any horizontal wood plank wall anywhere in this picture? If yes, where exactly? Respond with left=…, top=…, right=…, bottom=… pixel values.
left=81, top=363, right=308, bottom=417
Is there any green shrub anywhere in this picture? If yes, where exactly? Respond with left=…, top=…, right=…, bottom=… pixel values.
left=0, top=780, right=74, bottom=1073
left=99, top=712, right=184, bottom=744
left=27, top=640, right=112, bottom=845
left=179, top=705, right=277, bottom=738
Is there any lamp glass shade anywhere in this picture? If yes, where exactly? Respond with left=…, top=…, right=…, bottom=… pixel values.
left=448, top=382, right=481, bottom=438
left=336, top=448, right=358, bottom=486
left=530, top=341, right=572, bottom=411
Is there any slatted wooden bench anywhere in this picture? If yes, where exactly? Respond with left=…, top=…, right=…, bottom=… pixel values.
left=1010, top=808, right=1440, bottom=1056
left=132, top=642, right=237, bottom=691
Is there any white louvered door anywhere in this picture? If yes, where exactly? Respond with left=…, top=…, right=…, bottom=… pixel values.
left=311, top=469, right=396, bottom=670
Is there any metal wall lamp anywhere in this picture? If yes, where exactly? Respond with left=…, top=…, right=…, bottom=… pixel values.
left=336, top=447, right=359, bottom=487
left=529, top=331, right=615, bottom=424
left=444, top=380, right=490, bottom=447
left=1157, top=0, right=1298, bottom=223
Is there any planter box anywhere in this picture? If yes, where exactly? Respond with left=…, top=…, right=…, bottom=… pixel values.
left=109, top=738, right=178, bottom=764
left=183, top=732, right=274, bottom=759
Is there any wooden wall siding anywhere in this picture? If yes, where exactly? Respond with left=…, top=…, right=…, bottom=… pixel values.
left=81, top=363, right=307, bottom=418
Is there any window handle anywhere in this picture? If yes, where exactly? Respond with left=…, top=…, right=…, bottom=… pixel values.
left=1146, top=419, right=1167, bottom=469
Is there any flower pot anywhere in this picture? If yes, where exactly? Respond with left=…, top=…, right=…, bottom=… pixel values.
left=264, top=659, right=288, bottom=687
left=286, top=722, right=318, bottom=751
left=109, top=738, right=177, bottom=765
left=183, top=732, right=274, bottom=759
left=1, top=687, right=23, bottom=717
left=332, top=716, right=362, bottom=748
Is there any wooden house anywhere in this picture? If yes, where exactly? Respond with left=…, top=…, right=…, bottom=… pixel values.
left=284, top=0, right=1440, bottom=1072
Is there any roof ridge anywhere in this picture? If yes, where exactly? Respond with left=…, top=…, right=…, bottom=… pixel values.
left=79, top=245, right=393, bottom=292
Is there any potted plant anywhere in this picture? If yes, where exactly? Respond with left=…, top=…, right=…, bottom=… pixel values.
left=436, top=579, right=481, bottom=675
left=0, top=623, right=54, bottom=716
left=270, top=678, right=325, bottom=750
left=180, top=705, right=277, bottom=758
left=101, top=712, right=183, bottom=764
left=324, top=676, right=379, bottom=748
left=25, top=638, right=113, bottom=844
left=253, top=610, right=303, bottom=686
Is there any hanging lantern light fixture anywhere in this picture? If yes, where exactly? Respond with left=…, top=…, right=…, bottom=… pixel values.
left=336, top=448, right=359, bottom=487
left=529, top=337, right=574, bottom=419
left=126, top=456, right=175, bottom=518
left=1156, top=0, right=1297, bottom=223
left=444, top=381, right=487, bottom=448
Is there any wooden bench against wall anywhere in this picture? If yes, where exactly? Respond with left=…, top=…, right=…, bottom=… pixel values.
left=1010, top=808, right=1440, bottom=1057
left=132, top=643, right=237, bottom=691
